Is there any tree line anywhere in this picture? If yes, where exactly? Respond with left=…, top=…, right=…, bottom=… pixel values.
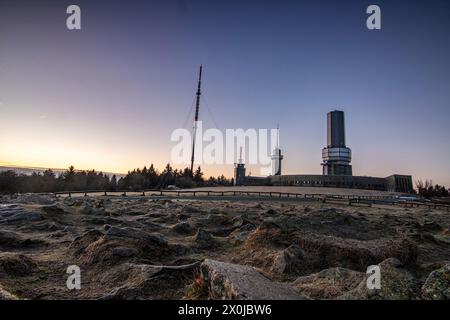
left=415, top=179, right=449, bottom=198
left=0, top=164, right=233, bottom=194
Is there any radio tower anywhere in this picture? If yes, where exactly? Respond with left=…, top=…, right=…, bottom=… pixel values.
left=190, top=65, right=202, bottom=175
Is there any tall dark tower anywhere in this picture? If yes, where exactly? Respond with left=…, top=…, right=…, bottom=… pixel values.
left=321, top=110, right=352, bottom=175
left=234, top=147, right=246, bottom=186
left=190, top=65, right=202, bottom=174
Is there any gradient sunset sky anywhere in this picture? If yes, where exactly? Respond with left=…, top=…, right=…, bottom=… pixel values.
left=0, top=0, right=449, bottom=185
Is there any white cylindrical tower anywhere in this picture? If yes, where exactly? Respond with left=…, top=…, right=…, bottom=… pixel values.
left=271, top=126, right=283, bottom=176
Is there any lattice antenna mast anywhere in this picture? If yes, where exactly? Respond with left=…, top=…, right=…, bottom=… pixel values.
left=190, top=65, right=202, bottom=174
left=238, top=147, right=243, bottom=164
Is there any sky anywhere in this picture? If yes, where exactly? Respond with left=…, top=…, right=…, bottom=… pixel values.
left=0, top=0, right=449, bottom=186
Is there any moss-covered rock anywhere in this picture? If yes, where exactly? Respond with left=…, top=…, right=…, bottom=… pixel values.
left=422, top=264, right=450, bottom=300
left=0, top=285, right=18, bottom=300
left=340, top=258, right=420, bottom=300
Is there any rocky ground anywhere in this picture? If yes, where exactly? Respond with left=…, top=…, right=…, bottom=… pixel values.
left=0, top=193, right=449, bottom=300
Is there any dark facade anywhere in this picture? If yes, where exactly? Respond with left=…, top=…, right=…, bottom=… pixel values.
left=234, top=163, right=246, bottom=186
left=322, top=110, right=352, bottom=176
left=235, top=173, right=413, bottom=193
left=385, top=175, right=414, bottom=193
left=270, top=174, right=386, bottom=190
left=327, top=110, right=346, bottom=147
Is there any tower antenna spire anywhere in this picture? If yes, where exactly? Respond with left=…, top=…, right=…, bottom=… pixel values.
left=276, top=123, right=279, bottom=148
left=190, top=65, right=202, bottom=174
left=238, top=146, right=243, bottom=164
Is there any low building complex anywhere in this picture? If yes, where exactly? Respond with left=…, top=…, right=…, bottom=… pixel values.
left=235, top=110, right=413, bottom=193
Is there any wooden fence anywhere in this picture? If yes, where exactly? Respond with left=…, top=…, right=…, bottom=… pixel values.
left=53, top=189, right=450, bottom=211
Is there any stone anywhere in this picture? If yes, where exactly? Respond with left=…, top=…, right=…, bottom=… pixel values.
left=421, top=264, right=450, bottom=299
left=80, top=203, right=105, bottom=215
left=183, top=205, right=201, bottom=213
left=293, top=267, right=365, bottom=299
left=195, top=228, right=213, bottom=242
left=42, top=204, right=67, bottom=215
left=419, top=221, right=443, bottom=232
left=0, top=285, right=18, bottom=300
left=105, top=226, right=168, bottom=246
left=200, top=259, right=309, bottom=300
left=0, top=205, right=43, bottom=224
left=0, top=230, right=45, bottom=249
left=15, top=193, right=55, bottom=205
left=231, top=216, right=244, bottom=228
left=0, top=254, right=36, bottom=277
left=339, top=258, right=419, bottom=300
left=271, top=244, right=306, bottom=275
left=228, top=224, right=255, bottom=244
left=173, top=221, right=192, bottom=234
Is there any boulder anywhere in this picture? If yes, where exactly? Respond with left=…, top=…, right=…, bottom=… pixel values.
left=105, top=226, right=168, bottom=246
left=0, top=204, right=25, bottom=218
left=421, top=263, right=450, bottom=299
left=0, top=205, right=43, bottom=224
left=293, top=267, right=365, bottom=299
left=172, top=221, right=192, bottom=234
left=183, top=205, right=201, bottom=213
left=0, top=230, right=45, bottom=249
left=271, top=244, right=306, bottom=275
left=101, top=262, right=199, bottom=300
left=0, top=254, right=36, bottom=277
left=293, top=233, right=418, bottom=271
left=80, top=203, right=105, bottom=215
left=339, top=258, right=419, bottom=300
left=200, top=259, right=309, bottom=300
left=418, top=221, right=443, bottom=233
left=231, top=216, right=244, bottom=229
left=0, top=285, right=17, bottom=300
left=15, top=193, right=55, bottom=205
left=195, top=228, right=213, bottom=242
left=41, top=204, right=67, bottom=215
left=228, top=224, right=256, bottom=244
